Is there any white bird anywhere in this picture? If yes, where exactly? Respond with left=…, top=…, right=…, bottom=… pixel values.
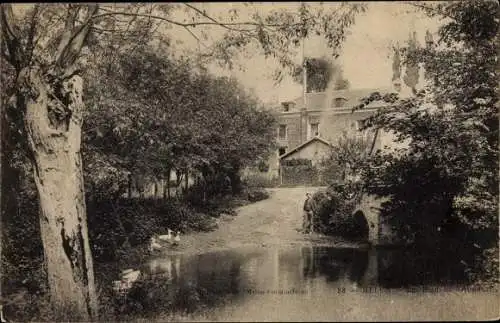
left=0, top=305, right=7, bottom=323
left=121, top=269, right=141, bottom=288
left=158, top=229, right=173, bottom=242
left=121, top=268, right=134, bottom=276
left=149, top=237, right=163, bottom=251
left=172, top=231, right=181, bottom=246
left=112, top=268, right=141, bottom=295
left=121, top=269, right=141, bottom=281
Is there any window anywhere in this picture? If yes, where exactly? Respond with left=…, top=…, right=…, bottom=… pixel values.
left=278, top=147, right=287, bottom=156
left=310, top=123, right=319, bottom=138
left=281, top=102, right=295, bottom=111
left=278, top=125, right=287, bottom=140
left=334, top=97, right=347, bottom=107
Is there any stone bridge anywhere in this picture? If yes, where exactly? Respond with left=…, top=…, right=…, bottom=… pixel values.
left=351, top=193, right=391, bottom=246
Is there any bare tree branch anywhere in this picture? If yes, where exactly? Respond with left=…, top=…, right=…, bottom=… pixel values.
left=90, top=26, right=139, bottom=34
left=407, top=2, right=455, bottom=21
left=55, top=4, right=79, bottom=62
left=91, top=10, right=218, bottom=28
left=90, top=10, right=306, bottom=29
left=182, top=25, right=210, bottom=49
left=26, top=4, right=41, bottom=65
left=0, top=4, right=18, bottom=40
left=56, top=4, right=99, bottom=71
left=0, top=4, right=24, bottom=70
left=183, top=3, right=255, bottom=33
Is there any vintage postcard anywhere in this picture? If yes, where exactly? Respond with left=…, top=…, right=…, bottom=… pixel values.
left=1, top=1, right=498, bottom=322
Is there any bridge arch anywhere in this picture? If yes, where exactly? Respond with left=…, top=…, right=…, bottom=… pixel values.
left=352, top=194, right=383, bottom=245
left=351, top=210, right=369, bottom=241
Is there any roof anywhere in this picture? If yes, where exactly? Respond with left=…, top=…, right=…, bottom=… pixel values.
left=279, top=136, right=331, bottom=160
left=288, top=88, right=393, bottom=111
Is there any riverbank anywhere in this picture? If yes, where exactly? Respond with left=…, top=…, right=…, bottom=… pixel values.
left=1, top=187, right=271, bottom=322
left=150, top=187, right=370, bottom=257
left=101, top=187, right=498, bottom=322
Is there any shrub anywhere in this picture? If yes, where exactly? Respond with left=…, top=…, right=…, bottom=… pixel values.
left=245, top=188, right=270, bottom=202
left=281, top=158, right=312, bottom=167
left=1, top=185, right=45, bottom=296
left=311, top=183, right=362, bottom=238
left=242, top=173, right=279, bottom=188
left=255, top=159, right=270, bottom=172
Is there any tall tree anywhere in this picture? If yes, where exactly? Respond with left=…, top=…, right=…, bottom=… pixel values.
left=403, top=31, right=420, bottom=93
left=2, top=5, right=101, bottom=319
left=0, top=3, right=365, bottom=318
left=355, top=0, right=498, bottom=280
left=292, top=56, right=350, bottom=92
left=85, top=45, right=276, bottom=199
left=391, top=46, right=401, bottom=82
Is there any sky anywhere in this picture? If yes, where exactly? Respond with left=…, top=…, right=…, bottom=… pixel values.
left=11, top=3, right=442, bottom=105
left=166, top=2, right=442, bottom=105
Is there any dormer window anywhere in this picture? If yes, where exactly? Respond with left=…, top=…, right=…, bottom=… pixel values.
left=281, top=101, right=295, bottom=112
left=334, top=97, right=347, bottom=107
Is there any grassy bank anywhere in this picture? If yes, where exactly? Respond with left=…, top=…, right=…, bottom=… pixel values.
left=1, top=186, right=270, bottom=322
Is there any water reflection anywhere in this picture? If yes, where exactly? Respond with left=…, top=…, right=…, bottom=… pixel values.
left=110, top=245, right=471, bottom=318
left=301, top=246, right=370, bottom=283
left=377, top=247, right=469, bottom=287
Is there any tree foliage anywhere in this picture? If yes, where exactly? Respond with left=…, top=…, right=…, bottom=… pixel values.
left=1, top=2, right=366, bottom=159
left=319, top=131, right=370, bottom=185
left=1, top=3, right=367, bottom=318
left=292, top=56, right=350, bottom=92
left=84, top=43, right=276, bottom=199
left=402, top=31, right=420, bottom=91
left=356, top=0, right=498, bottom=282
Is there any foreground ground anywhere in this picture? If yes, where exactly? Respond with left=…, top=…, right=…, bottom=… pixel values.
left=167, top=186, right=357, bottom=255
left=145, top=187, right=498, bottom=321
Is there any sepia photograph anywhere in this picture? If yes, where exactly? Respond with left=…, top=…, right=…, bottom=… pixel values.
left=0, top=1, right=499, bottom=321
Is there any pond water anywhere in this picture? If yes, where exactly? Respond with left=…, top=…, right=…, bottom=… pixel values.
left=109, top=246, right=497, bottom=321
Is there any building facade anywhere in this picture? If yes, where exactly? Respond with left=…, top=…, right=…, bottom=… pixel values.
left=266, top=88, right=396, bottom=182
left=246, top=37, right=427, bottom=185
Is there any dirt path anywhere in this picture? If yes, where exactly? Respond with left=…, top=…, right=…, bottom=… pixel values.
left=164, top=187, right=360, bottom=256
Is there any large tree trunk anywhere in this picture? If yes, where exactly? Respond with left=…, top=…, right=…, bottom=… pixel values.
left=19, top=67, right=97, bottom=320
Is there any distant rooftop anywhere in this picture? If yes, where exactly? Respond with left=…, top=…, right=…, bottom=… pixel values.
left=275, top=88, right=394, bottom=112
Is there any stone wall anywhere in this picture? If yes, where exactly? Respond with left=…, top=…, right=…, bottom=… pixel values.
left=354, top=194, right=394, bottom=245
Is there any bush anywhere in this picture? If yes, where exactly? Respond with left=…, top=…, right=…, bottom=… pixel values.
left=1, top=166, right=265, bottom=322
left=1, top=185, right=46, bottom=297
left=241, top=173, right=279, bottom=188
left=257, top=160, right=270, bottom=172
left=87, top=197, right=218, bottom=262
left=281, top=164, right=319, bottom=185
left=281, top=158, right=312, bottom=167
left=245, top=188, right=270, bottom=202
left=311, top=183, right=362, bottom=238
